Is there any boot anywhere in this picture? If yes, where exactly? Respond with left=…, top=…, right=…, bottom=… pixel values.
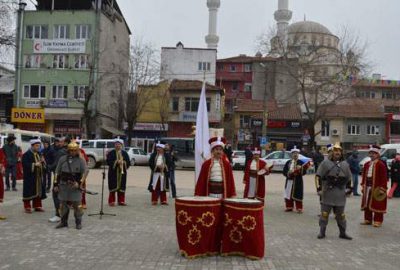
left=55, top=218, right=68, bottom=229
left=339, top=226, right=352, bottom=240
left=56, top=210, right=69, bottom=229
left=317, top=226, right=326, bottom=239
left=339, top=231, right=352, bottom=240
left=75, top=219, right=82, bottom=230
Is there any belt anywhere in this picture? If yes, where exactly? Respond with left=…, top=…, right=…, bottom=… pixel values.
left=366, top=177, right=373, bottom=186
left=209, top=181, right=223, bottom=194
left=249, top=170, right=258, bottom=177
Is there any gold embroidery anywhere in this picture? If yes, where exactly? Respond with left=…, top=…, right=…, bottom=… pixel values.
left=196, top=211, right=215, bottom=228
left=224, top=213, right=232, bottom=227
left=229, top=226, right=243, bottom=244
left=237, top=215, right=257, bottom=231
left=188, top=225, right=201, bottom=245
left=177, top=210, right=192, bottom=226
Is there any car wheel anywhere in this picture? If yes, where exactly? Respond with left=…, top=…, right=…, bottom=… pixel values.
left=130, top=158, right=135, bottom=166
left=88, top=156, right=96, bottom=169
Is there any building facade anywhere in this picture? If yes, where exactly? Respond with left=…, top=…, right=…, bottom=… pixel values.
left=167, top=79, right=224, bottom=137
left=315, top=100, right=386, bottom=151
left=0, top=66, right=14, bottom=125
left=352, top=76, right=400, bottom=144
left=14, top=0, right=130, bottom=138
left=160, top=42, right=217, bottom=85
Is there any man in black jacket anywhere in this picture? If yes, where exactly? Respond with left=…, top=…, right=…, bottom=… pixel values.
left=3, top=135, right=19, bottom=191
left=42, top=140, right=55, bottom=193
left=165, top=144, right=177, bottom=198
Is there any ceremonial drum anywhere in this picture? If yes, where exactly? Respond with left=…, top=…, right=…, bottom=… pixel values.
left=221, top=198, right=265, bottom=259
left=175, top=196, right=222, bottom=258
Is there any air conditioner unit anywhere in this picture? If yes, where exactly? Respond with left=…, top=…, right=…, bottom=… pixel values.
left=332, top=129, right=340, bottom=136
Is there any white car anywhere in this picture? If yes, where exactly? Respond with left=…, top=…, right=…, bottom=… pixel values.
left=232, top=150, right=246, bottom=169
left=126, top=147, right=150, bottom=166
left=359, top=144, right=400, bottom=173
left=262, top=151, right=313, bottom=172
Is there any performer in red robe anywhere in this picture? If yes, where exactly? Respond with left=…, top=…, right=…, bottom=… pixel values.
left=283, top=146, right=311, bottom=213
left=148, top=142, right=171, bottom=205
left=195, top=137, right=236, bottom=199
left=16, top=147, right=23, bottom=180
left=243, top=147, right=272, bottom=202
left=360, top=145, right=388, bottom=227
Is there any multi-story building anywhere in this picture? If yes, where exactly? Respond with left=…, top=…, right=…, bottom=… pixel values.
left=167, top=79, right=224, bottom=137
left=0, top=66, right=14, bottom=124
left=352, top=76, right=400, bottom=144
left=315, top=99, right=386, bottom=151
left=160, top=42, right=217, bottom=85
left=13, top=0, right=130, bottom=138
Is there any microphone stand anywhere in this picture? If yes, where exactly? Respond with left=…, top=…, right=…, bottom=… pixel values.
left=89, top=145, right=116, bottom=219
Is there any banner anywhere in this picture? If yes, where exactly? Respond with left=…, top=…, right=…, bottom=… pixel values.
left=33, top=39, right=86, bottom=54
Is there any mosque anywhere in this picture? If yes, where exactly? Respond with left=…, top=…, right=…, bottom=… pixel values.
left=205, top=0, right=340, bottom=56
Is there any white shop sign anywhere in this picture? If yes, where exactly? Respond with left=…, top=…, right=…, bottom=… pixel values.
left=33, top=39, right=86, bottom=54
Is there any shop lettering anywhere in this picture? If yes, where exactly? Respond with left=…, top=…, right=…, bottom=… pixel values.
left=13, top=112, right=43, bottom=120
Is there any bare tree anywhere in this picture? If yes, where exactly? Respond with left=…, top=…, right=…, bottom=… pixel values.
left=0, top=1, right=17, bottom=67
left=256, top=25, right=371, bottom=147
left=79, top=64, right=97, bottom=139
left=125, top=39, right=160, bottom=145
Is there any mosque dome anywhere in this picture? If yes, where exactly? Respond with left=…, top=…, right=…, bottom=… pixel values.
left=288, top=21, right=332, bottom=35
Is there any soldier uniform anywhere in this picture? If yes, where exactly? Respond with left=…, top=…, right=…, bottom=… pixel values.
left=54, top=142, right=88, bottom=230
left=315, top=143, right=352, bottom=240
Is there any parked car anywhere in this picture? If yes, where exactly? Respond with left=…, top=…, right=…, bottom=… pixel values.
left=126, top=147, right=150, bottom=166
left=261, top=151, right=313, bottom=172
left=80, top=139, right=119, bottom=169
left=359, top=144, right=400, bottom=173
left=232, top=150, right=246, bottom=169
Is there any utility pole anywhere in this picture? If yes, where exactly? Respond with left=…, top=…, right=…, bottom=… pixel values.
left=260, top=63, right=268, bottom=156
left=15, top=0, right=27, bottom=108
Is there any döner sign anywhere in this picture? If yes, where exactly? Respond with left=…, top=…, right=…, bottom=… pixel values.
left=11, top=108, right=45, bottom=123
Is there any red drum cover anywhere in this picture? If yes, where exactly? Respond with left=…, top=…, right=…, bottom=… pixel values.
left=175, top=196, right=222, bottom=258
left=221, top=198, right=265, bottom=259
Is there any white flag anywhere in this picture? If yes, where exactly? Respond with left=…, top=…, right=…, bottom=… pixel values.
left=195, top=81, right=210, bottom=183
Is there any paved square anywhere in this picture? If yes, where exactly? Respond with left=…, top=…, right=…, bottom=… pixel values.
left=1, top=167, right=399, bottom=270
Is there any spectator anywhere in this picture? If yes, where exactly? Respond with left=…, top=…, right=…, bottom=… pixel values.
left=3, top=135, right=19, bottom=191
left=165, top=144, right=177, bottom=198
left=347, top=151, right=360, bottom=196
left=244, top=145, right=253, bottom=172
left=389, top=153, right=400, bottom=198
left=224, top=143, right=233, bottom=164
left=41, top=140, right=55, bottom=193
left=312, top=148, right=325, bottom=172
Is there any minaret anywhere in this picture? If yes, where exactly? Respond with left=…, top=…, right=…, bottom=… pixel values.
left=205, top=0, right=220, bottom=49
left=274, top=0, right=292, bottom=43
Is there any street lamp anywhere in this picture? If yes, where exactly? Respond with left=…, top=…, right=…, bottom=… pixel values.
left=19, top=0, right=27, bottom=10
left=15, top=0, right=27, bottom=108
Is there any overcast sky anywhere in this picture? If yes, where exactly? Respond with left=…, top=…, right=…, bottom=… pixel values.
left=115, top=0, right=400, bottom=79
